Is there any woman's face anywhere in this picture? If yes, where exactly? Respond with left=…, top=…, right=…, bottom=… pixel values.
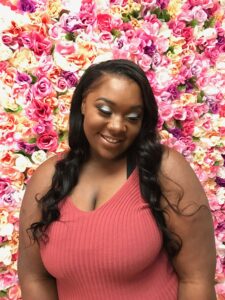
left=81, top=74, right=144, bottom=161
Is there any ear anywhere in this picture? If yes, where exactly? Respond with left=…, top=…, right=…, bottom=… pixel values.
left=81, top=100, right=86, bottom=115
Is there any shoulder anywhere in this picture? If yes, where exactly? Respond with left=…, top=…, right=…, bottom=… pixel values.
left=159, top=146, right=209, bottom=211
left=160, top=146, right=198, bottom=187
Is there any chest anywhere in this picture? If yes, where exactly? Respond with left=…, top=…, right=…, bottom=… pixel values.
left=69, top=169, right=127, bottom=212
left=40, top=173, right=163, bottom=281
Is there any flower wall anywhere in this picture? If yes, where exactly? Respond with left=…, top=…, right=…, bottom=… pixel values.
left=0, top=0, right=225, bottom=298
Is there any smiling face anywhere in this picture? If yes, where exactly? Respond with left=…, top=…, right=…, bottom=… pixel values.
left=81, top=74, right=143, bottom=161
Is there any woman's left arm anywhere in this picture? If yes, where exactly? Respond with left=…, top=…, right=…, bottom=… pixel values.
left=160, top=148, right=217, bottom=300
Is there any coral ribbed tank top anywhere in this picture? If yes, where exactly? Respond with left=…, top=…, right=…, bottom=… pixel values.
left=40, top=168, right=178, bottom=300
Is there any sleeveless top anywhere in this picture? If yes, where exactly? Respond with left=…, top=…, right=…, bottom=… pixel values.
left=40, top=167, right=178, bottom=299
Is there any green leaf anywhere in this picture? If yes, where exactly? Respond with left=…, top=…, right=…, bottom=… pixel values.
left=214, top=161, right=220, bottom=166
left=111, top=29, right=121, bottom=38
left=197, top=90, right=205, bottom=103
left=151, top=8, right=170, bottom=22
left=65, top=32, right=76, bottom=42
left=204, top=17, right=215, bottom=29
left=50, top=44, right=55, bottom=55
left=192, top=136, right=200, bottom=141
left=4, top=105, right=23, bottom=113
left=187, top=19, right=198, bottom=27
left=0, top=290, right=7, bottom=297
left=122, top=14, right=130, bottom=23
left=177, top=84, right=186, bottom=91
left=53, top=107, right=59, bottom=114
left=165, top=45, right=175, bottom=54
left=28, top=138, right=37, bottom=143
left=131, top=9, right=140, bottom=19
left=31, top=74, right=38, bottom=84
left=175, top=119, right=182, bottom=129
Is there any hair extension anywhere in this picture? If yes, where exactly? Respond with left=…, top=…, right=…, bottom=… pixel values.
left=29, top=59, right=182, bottom=257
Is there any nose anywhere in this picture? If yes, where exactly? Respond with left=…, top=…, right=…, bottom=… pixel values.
left=107, top=115, right=126, bottom=134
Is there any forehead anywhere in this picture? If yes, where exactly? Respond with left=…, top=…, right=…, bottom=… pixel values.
left=85, top=74, right=143, bottom=107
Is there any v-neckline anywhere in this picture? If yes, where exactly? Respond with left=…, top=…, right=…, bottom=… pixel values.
left=66, top=167, right=137, bottom=215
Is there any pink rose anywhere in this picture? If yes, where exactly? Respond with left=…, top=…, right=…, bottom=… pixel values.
left=129, top=38, right=142, bottom=54
left=37, top=131, right=58, bottom=151
left=0, top=178, right=12, bottom=196
left=191, top=6, right=208, bottom=23
left=2, top=33, right=18, bottom=49
left=173, top=107, right=187, bottom=120
left=182, top=27, right=194, bottom=42
left=168, top=20, right=186, bottom=37
left=30, top=32, right=52, bottom=56
left=111, top=17, right=123, bottom=29
left=18, top=32, right=32, bottom=48
left=97, top=14, right=112, bottom=32
left=32, top=77, right=52, bottom=99
left=188, top=0, right=214, bottom=8
left=55, top=41, right=76, bottom=55
left=31, top=99, right=52, bottom=121
left=99, top=31, right=114, bottom=43
left=56, top=77, right=68, bottom=93
left=182, top=120, right=195, bottom=135
left=139, top=54, right=152, bottom=72
left=33, top=123, right=52, bottom=135
left=159, top=103, right=174, bottom=121
left=8, top=284, right=22, bottom=300
left=0, top=61, right=8, bottom=74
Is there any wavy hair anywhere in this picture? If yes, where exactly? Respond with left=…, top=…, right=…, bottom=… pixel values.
left=30, top=59, right=181, bottom=257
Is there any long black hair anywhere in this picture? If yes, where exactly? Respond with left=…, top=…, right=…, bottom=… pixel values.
left=30, top=59, right=181, bottom=257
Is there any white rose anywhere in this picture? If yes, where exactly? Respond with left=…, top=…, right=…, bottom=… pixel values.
left=216, top=53, right=225, bottom=74
left=0, top=42, right=13, bottom=61
left=31, top=150, right=47, bottom=165
left=159, top=23, right=172, bottom=38
left=203, top=85, right=219, bottom=96
left=216, top=188, right=225, bottom=205
left=53, top=52, right=79, bottom=72
left=0, top=245, right=12, bottom=266
left=15, top=155, right=32, bottom=172
left=155, top=68, right=172, bottom=89
left=0, top=223, right=14, bottom=237
left=197, top=28, right=217, bottom=40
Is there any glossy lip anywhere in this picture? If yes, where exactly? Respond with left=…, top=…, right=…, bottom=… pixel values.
left=100, top=133, right=124, bottom=144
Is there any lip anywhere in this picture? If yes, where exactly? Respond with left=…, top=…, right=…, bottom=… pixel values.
left=100, top=134, right=124, bottom=144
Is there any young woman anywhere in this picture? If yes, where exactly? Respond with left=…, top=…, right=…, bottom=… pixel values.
left=18, top=59, right=216, bottom=299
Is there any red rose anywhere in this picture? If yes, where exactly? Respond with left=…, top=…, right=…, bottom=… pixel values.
left=97, top=14, right=112, bottom=32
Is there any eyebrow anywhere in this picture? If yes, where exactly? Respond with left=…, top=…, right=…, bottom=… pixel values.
left=96, top=97, right=143, bottom=110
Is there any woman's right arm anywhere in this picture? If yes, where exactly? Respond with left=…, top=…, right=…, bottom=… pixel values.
left=18, top=156, right=59, bottom=300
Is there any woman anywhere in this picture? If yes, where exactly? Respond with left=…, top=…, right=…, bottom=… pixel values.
left=18, top=59, right=216, bottom=299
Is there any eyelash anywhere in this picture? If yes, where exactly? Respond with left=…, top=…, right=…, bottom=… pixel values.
left=96, top=106, right=141, bottom=122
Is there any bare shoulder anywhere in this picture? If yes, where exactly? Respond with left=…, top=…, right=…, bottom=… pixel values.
left=20, top=155, right=59, bottom=223
left=159, top=146, right=209, bottom=210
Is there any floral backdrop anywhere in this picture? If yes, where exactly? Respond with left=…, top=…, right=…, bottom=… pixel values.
left=0, top=0, right=225, bottom=298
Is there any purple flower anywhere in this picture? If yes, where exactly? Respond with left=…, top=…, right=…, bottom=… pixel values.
left=61, top=14, right=83, bottom=32
left=19, top=0, right=36, bottom=13
left=169, top=128, right=183, bottom=138
left=17, top=141, right=36, bottom=154
left=144, top=44, right=156, bottom=56
left=167, top=85, right=180, bottom=100
left=61, top=71, right=78, bottom=88
left=117, top=39, right=124, bottom=49
left=16, top=72, right=32, bottom=83
left=215, top=176, right=225, bottom=187
left=217, top=36, right=225, bottom=45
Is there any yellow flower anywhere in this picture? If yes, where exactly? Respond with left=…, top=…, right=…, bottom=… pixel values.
left=180, top=93, right=197, bottom=104
left=9, top=48, right=38, bottom=72
left=167, top=0, right=184, bottom=18
left=47, top=0, right=62, bottom=18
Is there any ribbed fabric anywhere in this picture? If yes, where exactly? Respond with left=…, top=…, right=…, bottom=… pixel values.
left=40, top=168, right=178, bottom=300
